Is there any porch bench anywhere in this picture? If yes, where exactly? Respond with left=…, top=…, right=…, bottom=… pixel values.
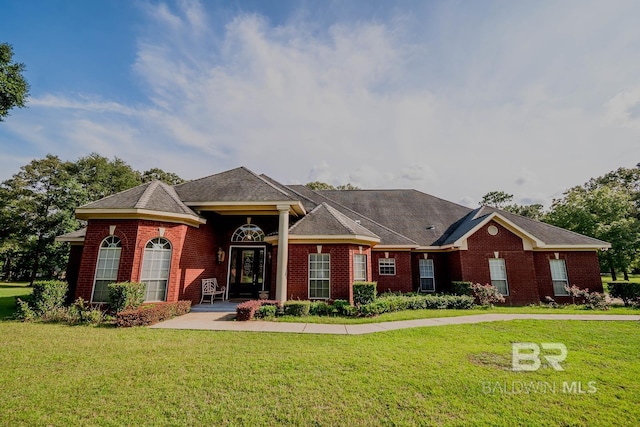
left=200, top=278, right=226, bottom=304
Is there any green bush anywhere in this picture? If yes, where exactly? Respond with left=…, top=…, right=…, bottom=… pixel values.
left=608, top=282, right=640, bottom=306
left=309, top=301, right=333, bottom=316
left=32, top=280, right=68, bottom=313
left=108, top=282, right=146, bottom=312
left=116, top=301, right=191, bottom=327
left=15, top=298, right=36, bottom=321
left=359, top=299, right=391, bottom=317
left=283, top=301, right=311, bottom=317
left=332, top=299, right=356, bottom=316
left=256, top=305, right=277, bottom=319
left=353, top=281, right=377, bottom=305
left=69, top=297, right=105, bottom=325
left=451, top=281, right=473, bottom=296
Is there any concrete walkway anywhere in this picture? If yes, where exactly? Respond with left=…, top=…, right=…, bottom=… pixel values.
left=149, top=312, right=640, bottom=335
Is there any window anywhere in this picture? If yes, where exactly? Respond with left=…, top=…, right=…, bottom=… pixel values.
left=379, top=258, right=396, bottom=275
left=92, top=236, right=122, bottom=303
left=419, top=258, right=435, bottom=292
left=488, top=258, right=509, bottom=296
left=550, top=259, right=569, bottom=296
left=231, top=224, right=265, bottom=242
left=140, top=238, right=172, bottom=302
left=354, top=254, right=367, bottom=281
left=309, top=253, right=330, bottom=299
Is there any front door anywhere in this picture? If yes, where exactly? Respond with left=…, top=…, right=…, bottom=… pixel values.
left=228, top=247, right=265, bottom=298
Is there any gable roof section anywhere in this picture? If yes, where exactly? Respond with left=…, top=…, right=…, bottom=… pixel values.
left=76, top=181, right=204, bottom=227
left=315, top=189, right=472, bottom=247
left=442, top=206, right=610, bottom=250
left=55, top=227, right=87, bottom=243
left=287, top=185, right=418, bottom=247
left=173, top=167, right=305, bottom=215
left=268, top=203, right=379, bottom=245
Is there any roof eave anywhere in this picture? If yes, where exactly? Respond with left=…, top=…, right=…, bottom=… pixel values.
left=265, top=234, right=380, bottom=246
left=75, top=208, right=206, bottom=227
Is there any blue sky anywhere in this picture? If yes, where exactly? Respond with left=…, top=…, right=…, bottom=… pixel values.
left=1, top=0, right=639, bottom=207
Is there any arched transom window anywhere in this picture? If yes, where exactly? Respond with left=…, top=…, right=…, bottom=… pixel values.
left=92, top=236, right=122, bottom=303
left=231, top=224, right=265, bottom=242
left=140, top=237, right=172, bottom=301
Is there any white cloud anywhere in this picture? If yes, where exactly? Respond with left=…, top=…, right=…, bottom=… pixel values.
left=2, top=0, right=640, bottom=208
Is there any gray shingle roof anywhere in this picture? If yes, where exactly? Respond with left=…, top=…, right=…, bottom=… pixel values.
left=174, top=167, right=298, bottom=203
left=80, top=181, right=200, bottom=218
left=287, top=185, right=417, bottom=246
left=55, top=227, right=87, bottom=242
left=314, top=189, right=472, bottom=246
left=289, top=203, right=380, bottom=239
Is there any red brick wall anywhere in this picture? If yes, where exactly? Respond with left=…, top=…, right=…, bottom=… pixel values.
left=459, top=221, right=539, bottom=305
left=286, top=244, right=363, bottom=301
left=534, top=251, right=603, bottom=303
left=371, top=251, right=413, bottom=294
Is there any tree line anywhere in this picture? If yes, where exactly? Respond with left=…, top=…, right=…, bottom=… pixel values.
left=0, top=153, right=185, bottom=283
left=481, top=164, right=640, bottom=281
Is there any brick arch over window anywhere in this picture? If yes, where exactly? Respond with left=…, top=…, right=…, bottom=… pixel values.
left=140, top=237, right=172, bottom=302
left=91, top=236, right=122, bottom=303
left=231, top=224, right=265, bottom=242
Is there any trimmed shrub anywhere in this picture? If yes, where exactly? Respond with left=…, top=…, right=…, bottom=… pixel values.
left=32, top=280, right=68, bottom=313
left=332, top=299, right=356, bottom=316
left=608, top=282, right=640, bottom=306
left=471, top=283, right=505, bottom=307
left=359, top=299, right=390, bottom=317
left=108, top=281, right=146, bottom=313
left=309, top=301, right=333, bottom=316
left=283, top=300, right=311, bottom=317
left=256, top=305, right=277, bottom=319
left=236, top=300, right=280, bottom=321
left=353, top=281, right=377, bottom=305
left=583, top=291, right=609, bottom=311
left=451, top=281, right=473, bottom=296
left=116, top=300, right=191, bottom=327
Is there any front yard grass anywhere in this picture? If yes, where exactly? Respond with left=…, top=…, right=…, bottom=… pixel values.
left=1, top=319, right=639, bottom=426
left=0, top=282, right=30, bottom=319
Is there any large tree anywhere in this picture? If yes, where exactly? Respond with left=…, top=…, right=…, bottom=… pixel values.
left=0, top=43, right=29, bottom=121
left=305, top=181, right=360, bottom=191
left=0, top=155, right=82, bottom=283
left=479, top=191, right=544, bottom=220
left=545, top=184, right=640, bottom=281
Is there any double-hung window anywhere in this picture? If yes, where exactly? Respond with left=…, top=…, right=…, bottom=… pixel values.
left=550, top=259, right=569, bottom=296
left=92, top=236, right=122, bottom=303
left=140, top=238, right=172, bottom=302
left=419, top=258, right=435, bottom=292
left=309, top=253, right=330, bottom=299
left=354, top=254, right=367, bottom=281
left=488, top=258, right=509, bottom=296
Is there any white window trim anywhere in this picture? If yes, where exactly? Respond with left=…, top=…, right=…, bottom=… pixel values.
left=91, top=236, right=122, bottom=304
left=488, top=258, right=509, bottom=296
left=419, top=258, right=436, bottom=292
left=378, top=258, right=396, bottom=276
left=140, top=237, right=172, bottom=302
left=354, top=254, right=367, bottom=281
left=308, top=253, right=330, bottom=300
left=550, top=259, right=569, bottom=296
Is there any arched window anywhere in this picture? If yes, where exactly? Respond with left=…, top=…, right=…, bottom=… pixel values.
left=140, top=237, right=172, bottom=301
left=92, top=236, right=122, bottom=303
left=231, top=224, right=265, bottom=242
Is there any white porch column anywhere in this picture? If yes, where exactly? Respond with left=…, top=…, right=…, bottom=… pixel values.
left=275, top=205, right=290, bottom=302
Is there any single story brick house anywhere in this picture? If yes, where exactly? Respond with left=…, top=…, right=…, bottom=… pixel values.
left=57, top=166, right=610, bottom=305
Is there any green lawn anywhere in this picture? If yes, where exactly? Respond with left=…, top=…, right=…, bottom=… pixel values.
left=2, top=283, right=640, bottom=425
left=1, top=319, right=639, bottom=426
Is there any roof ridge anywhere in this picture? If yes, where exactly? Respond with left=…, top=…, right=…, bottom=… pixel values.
left=156, top=181, right=197, bottom=216
left=134, top=180, right=160, bottom=209
left=307, top=189, right=419, bottom=244
left=246, top=168, right=293, bottom=199
left=322, top=203, right=356, bottom=234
